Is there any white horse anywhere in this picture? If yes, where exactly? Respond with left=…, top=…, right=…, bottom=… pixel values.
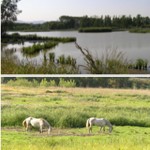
left=86, top=117, right=113, bottom=133
left=22, top=117, right=52, bottom=134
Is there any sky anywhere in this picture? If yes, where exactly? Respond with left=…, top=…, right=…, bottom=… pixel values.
left=16, top=0, right=150, bottom=22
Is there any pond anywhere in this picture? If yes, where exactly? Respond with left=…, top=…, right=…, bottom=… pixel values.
left=2, top=31, right=150, bottom=72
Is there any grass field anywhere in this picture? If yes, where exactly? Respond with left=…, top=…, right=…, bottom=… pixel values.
left=1, top=85, right=150, bottom=150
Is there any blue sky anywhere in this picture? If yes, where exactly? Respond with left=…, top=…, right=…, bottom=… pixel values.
left=17, top=0, right=150, bottom=21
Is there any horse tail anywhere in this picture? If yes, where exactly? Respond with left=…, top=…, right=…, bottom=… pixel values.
left=86, top=119, right=90, bottom=128
left=22, top=119, right=27, bottom=128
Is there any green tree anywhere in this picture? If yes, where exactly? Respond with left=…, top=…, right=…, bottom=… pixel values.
left=104, top=15, right=112, bottom=27
left=80, top=15, right=91, bottom=27
left=1, top=0, right=21, bottom=35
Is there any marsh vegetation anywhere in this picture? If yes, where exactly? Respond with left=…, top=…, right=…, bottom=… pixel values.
left=2, top=34, right=149, bottom=74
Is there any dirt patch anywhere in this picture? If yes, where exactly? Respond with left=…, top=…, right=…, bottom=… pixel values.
left=2, top=127, right=111, bottom=137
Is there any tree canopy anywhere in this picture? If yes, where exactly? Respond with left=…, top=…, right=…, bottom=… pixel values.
left=1, top=0, right=21, bottom=35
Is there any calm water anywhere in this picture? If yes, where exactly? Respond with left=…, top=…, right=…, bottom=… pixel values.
left=3, top=31, right=150, bottom=71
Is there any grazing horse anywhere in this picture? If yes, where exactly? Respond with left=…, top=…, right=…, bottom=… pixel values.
left=86, top=117, right=113, bottom=133
left=22, top=117, right=52, bottom=134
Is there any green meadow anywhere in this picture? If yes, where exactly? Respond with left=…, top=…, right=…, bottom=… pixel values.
left=1, top=85, right=150, bottom=150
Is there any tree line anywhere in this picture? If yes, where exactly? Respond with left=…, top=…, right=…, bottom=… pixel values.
left=1, top=1, right=150, bottom=33
left=2, top=77, right=150, bottom=89
left=8, top=14, right=150, bottom=31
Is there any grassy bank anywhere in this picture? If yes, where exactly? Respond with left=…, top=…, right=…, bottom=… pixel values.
left=1, top=85, right=150, bottom=150
left=129, top=28, right=150, bottom=33
left=2, top=33, right=76, bottom=43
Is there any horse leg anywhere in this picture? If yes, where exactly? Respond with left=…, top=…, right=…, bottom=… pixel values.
left=100, top=126, right=102, bottom=132
left=48, top=128, right=50, bottom=134
left=48, top=126, right=52, bottom=134
left=26, top=123, right=29, bottom=132
left=109, top=126, right=112, bottom=133
left=89, top=126, right=92, bottom=134
left=90, top=127, right=92, bottom=133
left=26, top=126, right=28, bottom=132
left=103, top=126, right=105, bottom=132
left=40, top=125, right=43, bottom=133
left=27, top=124, right=32, bottom=132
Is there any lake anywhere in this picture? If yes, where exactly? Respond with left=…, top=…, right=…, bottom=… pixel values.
left=3, top=31, right=150, bottom=72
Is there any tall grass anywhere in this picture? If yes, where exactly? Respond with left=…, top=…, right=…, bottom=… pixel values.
left=75, top=42, right=129, bottom=74
left=1, top=104, right=150, bottom=128
left=1, top=85, right=150, bottom=128
left=1, top=53, right=79, bottom=74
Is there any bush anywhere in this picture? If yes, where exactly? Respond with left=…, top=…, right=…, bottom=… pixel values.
left=59, top=78, right=76, bottom=87
left=7, top=78, right=33, bottom=87
left=49, top=80, right=57, bottom=87
left=40, top=78, right=49, bottom=87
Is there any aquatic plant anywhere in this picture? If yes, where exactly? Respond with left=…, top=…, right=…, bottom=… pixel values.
left=22, top=41, right=58, bottom=54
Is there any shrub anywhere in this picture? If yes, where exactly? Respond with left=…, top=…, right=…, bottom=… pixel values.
left=49, top=80, right=57, bottom=87
left=7, top=78, right=33, bottom=87
left=59, top=78, right=76, bottom=87
left=40, top=78, right=49, bottom=87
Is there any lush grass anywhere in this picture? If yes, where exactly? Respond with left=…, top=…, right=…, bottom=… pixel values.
left=2, top=85, right=150, bottom=127
left=1, top=85, right=150, bottom=149
left=2, top=126, right=150, bottom=150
